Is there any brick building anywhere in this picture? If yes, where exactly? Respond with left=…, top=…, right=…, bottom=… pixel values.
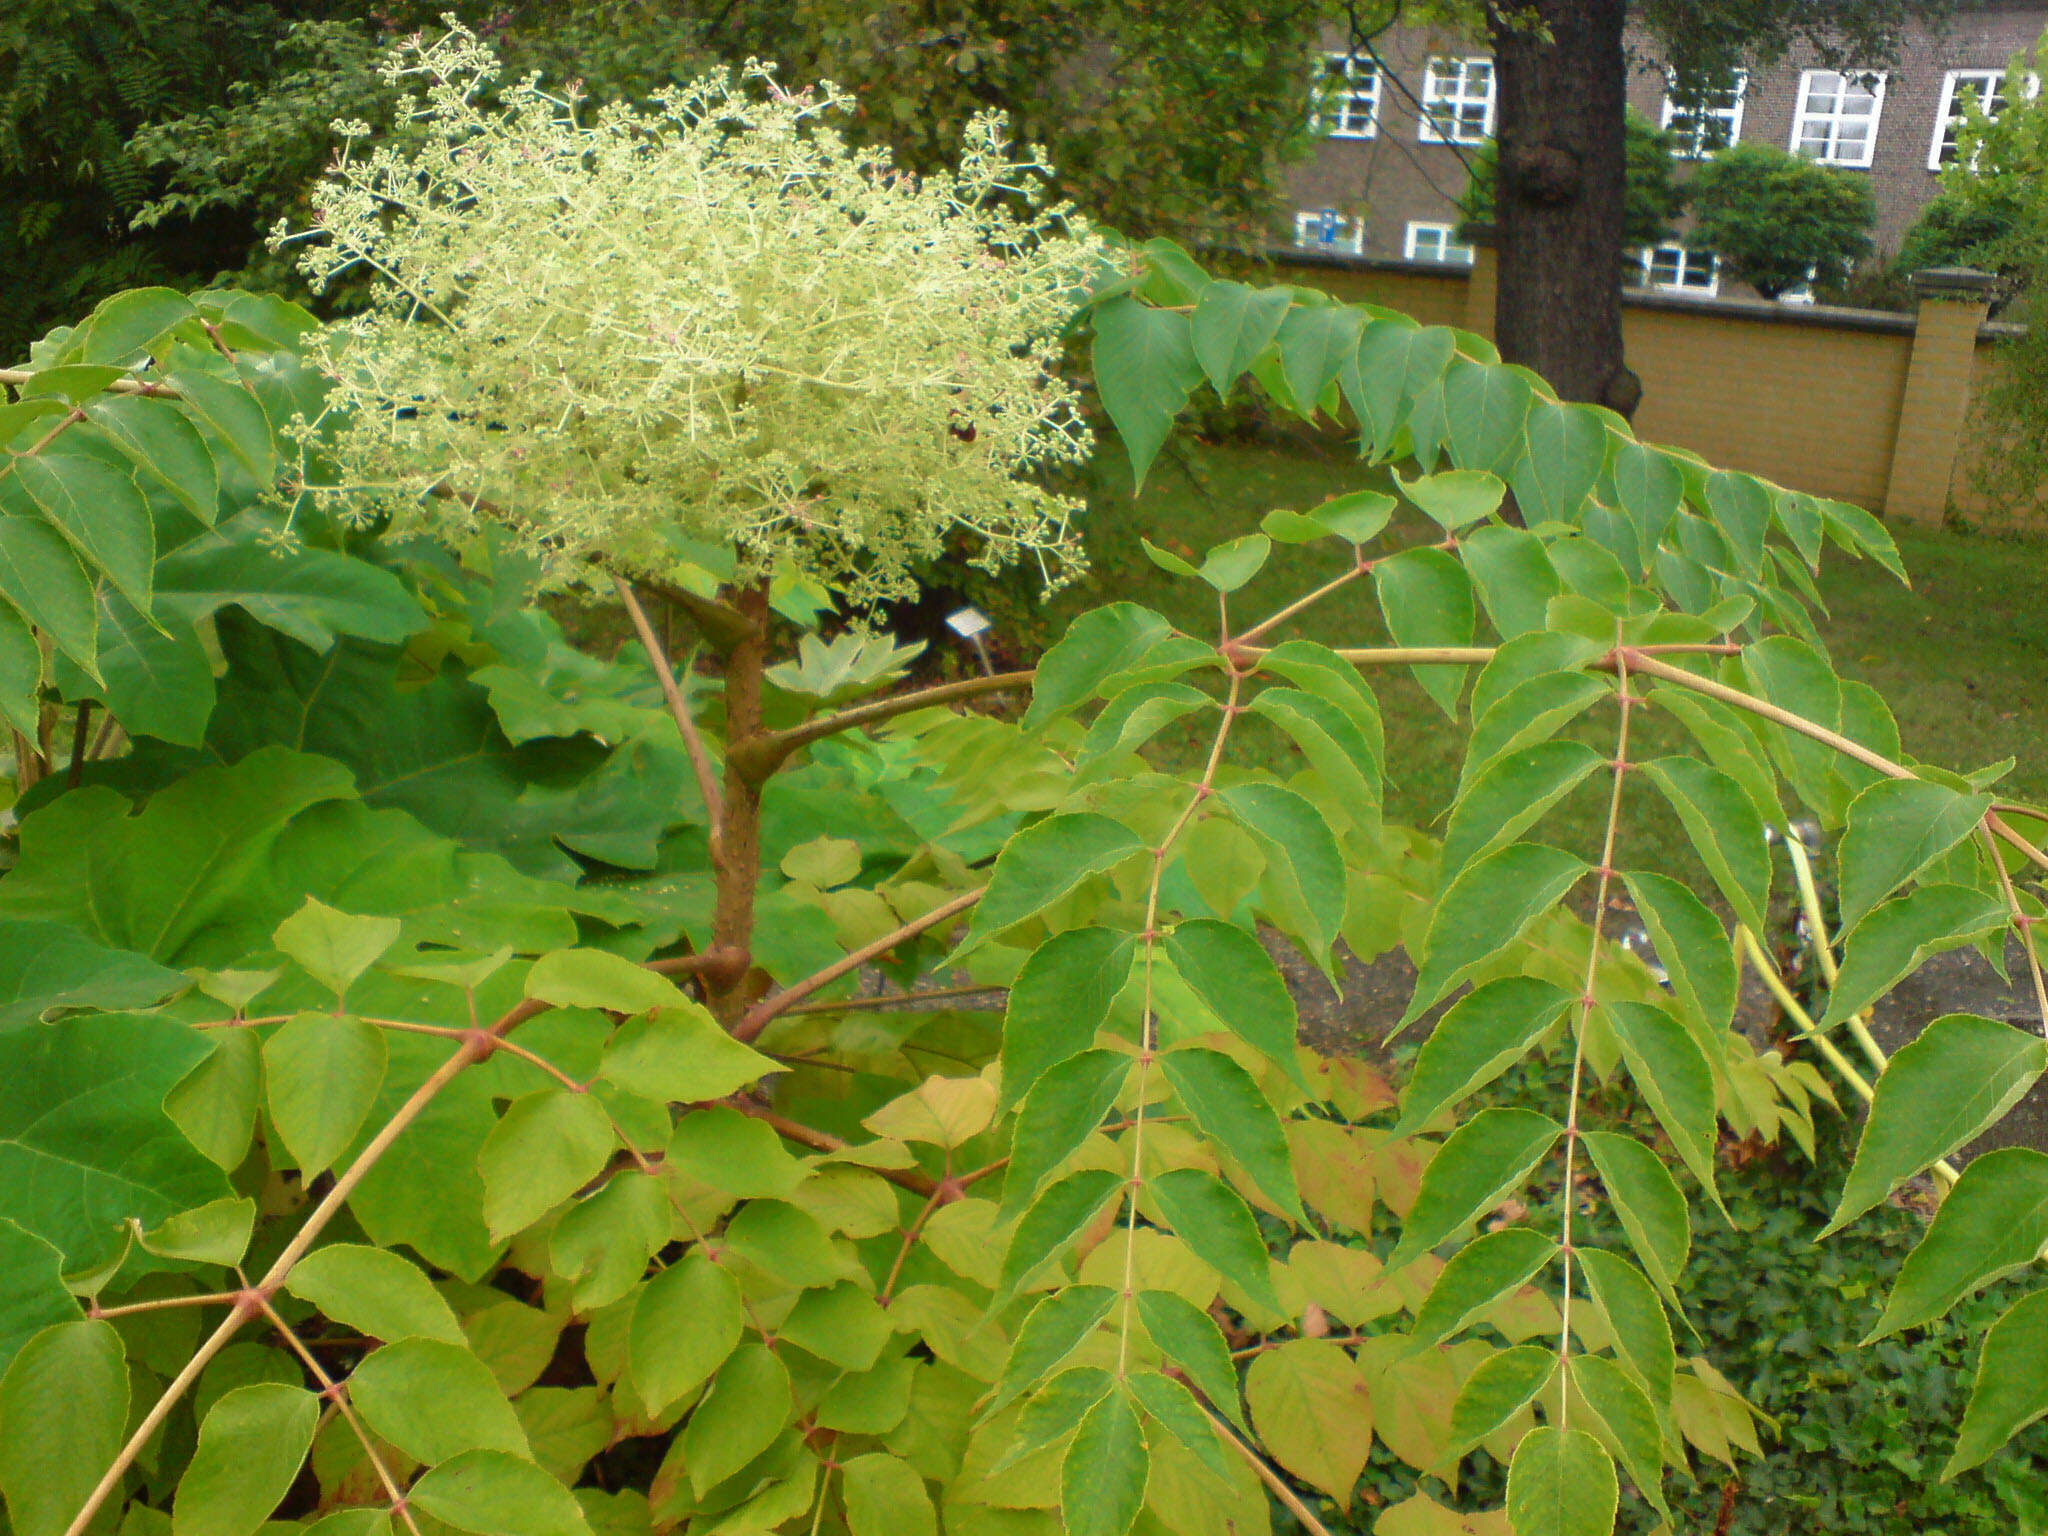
left=1284, top=3, right=2048, bottom=298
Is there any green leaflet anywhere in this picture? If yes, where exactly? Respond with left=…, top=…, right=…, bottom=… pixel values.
left=1639, top=756, right=1771, bottom=937
left=1409, top=1227, right=1556, bottom=1348
left=349, top=1338, right=531, bottom=1466
left=1705, top=472, right=1772, bottom=577
left=13, top=448, right=155, bottom=609
left=1570, top=1354, right=1669, bottom=1517
left=998, top=1169, right=1124, bottom=1296
left=1822, top=886, right=2011, bottom=1028
left=1404, top=844, right=1589, bottom=1024
left=172, top=1383, right=319, bottom=1536
left=1002, top=1050, right=1133, bottom=1219
left=0, top=921, right=186, bottom=1032
left=1460, top=523, right=1564, bottom=639
left=629, top=1253, right=745, bottom=1414
left=1000, top=927, right=1137, bottom=1107
left=1024, top=604, right=1175, bottom=729
left=81, top=393, right=219, bottom=523
left=1871, top=1148, right=2048, bottom=1341
left=1158, top=1046, right=1302, bottom=1220
left=1448, top=1344, right=1553, bottom=1454
left=0, top=1013, right=225, bottom=1275
left=1389, top=1108, right=1562, bottom=1270
left=1373, top=545, right=1475, bottom=718
left=1190, top=280, right=1293, bottom=398
left=679, top=1343, right=793, bottom=1497
left=1604, top=1002, right=1722, bottom=1206
left=1062, top=1389, right=1149, bottom=1536
left=1092, top=296, right=1201, bottom=489
left=263, top=1011, right=388, bottom=1177
left=1442, top=359, right=1534, bottom=478
left=477, top=1089, right=617, bottom=1240
left=1148, top=1168, right=1282, bottom=1312
left=1437, top=740, right=1605, bottom=884
left=1576, top=1246, right=1676, bottom=1403
left=1276, top=303, right=1365, bottom=415
left=957, top=812, right=1146, bottom=952
left=600, top=1005, right=778, bottom=1103
left=1461, top=671, right=1610, bottom=792
left=1506, top=1426, right=1618, bottom=1536
left=1580, top=1132, right=1690, bottom=1307
left=408, top=1449, right=593, bottom=1536
left=1392, top=976, right=1572, bottom=1139
left=1511, top=398, right=1609, bottom=525
left=1079, top=682, right=1213, bottom=765
left=0, top=1320, right=128, bottom=1536
left=1164, top=919, right=1305, bottom=1086
left=1245, top=686, right=1383, bottom=825
left=1945, top=1288, right=2048, bottom=1479
left=285, top=1244, right=466, bottom=1345
left=841, top=1453, right=937, bottom=1536
left=1213, top=784, right=1347, bottom=964
left=986, top=1366, right=1113, bottom=1475
left=1127, top=1370, right=1232, bottom=1479
left=665, top=1106, right=806, bottom=1200
left=1622, top=871, right=1738, bottom=1036
left=0, top=1222, right=75, bottom=1374
left=1826, top=1013, right=2048, bottom=1236
left=985, top=1286, right=1117, bottom=1420
left=1136, top=1289, right=1245, bottom=1428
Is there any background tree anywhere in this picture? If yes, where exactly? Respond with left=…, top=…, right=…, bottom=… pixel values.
left=1466, top=0, right=1948, bottom=413
left=1689, top=142, right=1877, bottom=298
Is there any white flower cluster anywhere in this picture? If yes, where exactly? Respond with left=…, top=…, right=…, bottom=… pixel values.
left=283, top=22, right=1105, bottom=603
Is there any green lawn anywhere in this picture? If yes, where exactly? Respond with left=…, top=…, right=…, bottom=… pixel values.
left=1034, top=432, right=2048, bottom=879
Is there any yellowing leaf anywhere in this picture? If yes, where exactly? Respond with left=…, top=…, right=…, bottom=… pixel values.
left=863, top=1074, right=998, bottom=1148
left=1244, top=1340, right=1372, bottom=1507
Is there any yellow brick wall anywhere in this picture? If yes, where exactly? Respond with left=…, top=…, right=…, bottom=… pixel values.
left=1268, top=258, right=2017, bottom=522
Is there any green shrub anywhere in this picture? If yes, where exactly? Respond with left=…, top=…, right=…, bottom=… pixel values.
left=1689, top=143, right=1877, bottom=298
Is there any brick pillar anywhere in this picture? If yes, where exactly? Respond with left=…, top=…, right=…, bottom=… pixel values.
left=1462, top=222, right=1498, bottom=344
left=1883, top=267, right=1996, bottom=525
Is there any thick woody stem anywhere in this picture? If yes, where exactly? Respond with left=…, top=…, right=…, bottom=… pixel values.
left=703, top=583, right=772, bottom=1027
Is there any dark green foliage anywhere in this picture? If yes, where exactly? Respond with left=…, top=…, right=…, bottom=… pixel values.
left=1689, top=143, right=1877, bottom=298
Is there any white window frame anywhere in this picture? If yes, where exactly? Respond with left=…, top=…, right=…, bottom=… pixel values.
left=1314, top=51, right=1381, bottom=139
left=1631, top=244, right=1721, bottom=296
left=1928, top=67, right=2040, bottom=170
left=1660, top=69, right=1748, bottom=158
left=1294, top=208, right=1364, bottom=255
left=1404, top=221, right=1475, bottom=267
left=1790, top=68, right=1887, bottom=167
left=1419, top=56, right=1495, bottom=145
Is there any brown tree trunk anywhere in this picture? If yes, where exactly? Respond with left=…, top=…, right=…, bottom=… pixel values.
left=1488, top=0, right=1641, bottom=418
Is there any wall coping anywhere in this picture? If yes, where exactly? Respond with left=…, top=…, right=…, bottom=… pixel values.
left=1265, top=246, right=2024, bottom=344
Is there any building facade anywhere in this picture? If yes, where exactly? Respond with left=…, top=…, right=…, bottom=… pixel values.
left=1284, top=4, right=2048, bottom=299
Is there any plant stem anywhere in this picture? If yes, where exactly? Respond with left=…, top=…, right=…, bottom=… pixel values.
left=67, top=702, right=92, bottom=788
left=1116, top=652, right=1245, bottom=1378
left=1981, top=824, right=2048, bottom=1044
left=615, top=575, right=726, bottom=856
left=1200, top=1403, right=1337, bottom=1536
left=1783, top=837, right=1891, bottom=1082
left=705, top=581, right=771, bottom=1028
left=258, top=1297, right=423, bottom=1536
left=753, top=670, right=1033, bottom=772
left=1231, top=549, right=1370, bottom=648
left=1556, top=633, right=1636, bottom=1433
left=777, top=983, right=1005, bottom=1017
left=735, top=887, right=983, bottom=1042
left=62, top=995, right=554, bottom=1536
left=86, top=1290, right=241, bottom=1320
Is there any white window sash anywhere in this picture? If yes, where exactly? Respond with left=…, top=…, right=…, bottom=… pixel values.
left=1296, top=210, right=1363, bottom=254
left=1404, top=222, right=1475, bottom=266
left=1316, top=52, right=1381, bottom=140
left=1791, top=69, right=1887, bottom=167
left=1419, top=57, right=1494, bottom=145
left=1660, top=69, right=1747, bottom=158
left=1928, top=68, right=2040, bottom=170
